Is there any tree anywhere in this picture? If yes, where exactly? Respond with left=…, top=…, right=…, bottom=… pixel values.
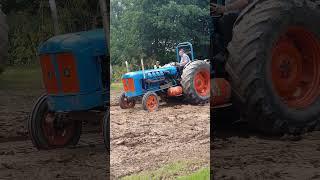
left=111, top=0, right=210, bottom=68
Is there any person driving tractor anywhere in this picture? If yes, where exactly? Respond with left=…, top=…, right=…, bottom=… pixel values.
left=178, top=48, right=191, bottom=66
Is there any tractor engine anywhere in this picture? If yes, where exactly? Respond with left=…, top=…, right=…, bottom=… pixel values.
left=38, top=29, right=108, bottom=112
left=121, top=66, right=179, bottom=98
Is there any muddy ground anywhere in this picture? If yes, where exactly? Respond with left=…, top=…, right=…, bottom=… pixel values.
left=212, top=111, right=320, bottom=180
left=110, top=91, right=210, bottom=178
left=0, top=88, right=108, bottom=179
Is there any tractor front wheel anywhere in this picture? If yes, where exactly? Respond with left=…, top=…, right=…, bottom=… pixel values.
left=103, top=108, right=110, bottom=150
left=142, top=92, right=159, bottom=112
left=28, top=95, right=82, bottom=150
left=119, top=92, right=136, bottom=109
left=227, top=0, right=320, bottom=134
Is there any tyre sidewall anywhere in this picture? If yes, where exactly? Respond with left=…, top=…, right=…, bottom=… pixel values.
left=29, top=95, right=82, bottom=149
left=142, top=92, right=159, bottom=112
left=182, top=61, right=210, bottom=103
left=260, top=1, right=320, bottom=127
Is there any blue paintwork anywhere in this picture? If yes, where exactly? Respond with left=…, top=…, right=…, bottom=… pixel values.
left=39, top=29, right=107, bottom=55
left=176, top=42, right=194, bottom=62
left=38, top=29, right=108, bottom=112
left=122, top=66, right=178, bottom=97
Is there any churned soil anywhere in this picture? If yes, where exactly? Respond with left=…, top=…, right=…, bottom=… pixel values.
left=212, top=120, right=320, bottom=180
left=110, top=90, right=210, bottom=178
left=0, top=87, right=108, bottom=179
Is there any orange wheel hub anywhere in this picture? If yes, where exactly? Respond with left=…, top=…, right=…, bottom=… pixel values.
left=146, top=95, right=158, bottom=112
left=271, top=27, right=320, bottom=109
left=42, top=113, right=75, bottom=146
left=194, top=69, right=210, bottom=97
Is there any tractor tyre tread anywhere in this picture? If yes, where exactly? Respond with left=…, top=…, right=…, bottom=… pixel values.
left=103, top=107, right=110, bottom=150
left=142, top=91, right=159, bottom=112
left=28, top=94, right=82, bottom=150
left=226, top=0, right=320, bottom=134
left=181, top=60, right=210, bottom=104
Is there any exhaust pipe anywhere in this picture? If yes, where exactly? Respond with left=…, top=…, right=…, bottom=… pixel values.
left=125, top=61, right=130, bottom=73
left=141, top=58, right=145, bottom=79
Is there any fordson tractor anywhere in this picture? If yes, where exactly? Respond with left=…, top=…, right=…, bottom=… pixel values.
left=28, top=29, right=110, bottom=149
left=212, top=0, right=320, bottom=134
left=120, top=42, right=210, bottom=112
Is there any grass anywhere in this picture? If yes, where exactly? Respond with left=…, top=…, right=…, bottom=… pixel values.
left=0, top=66, right=42, bottom=90
left=121, top=161, right=209, bottom=180
left=0, top=67, right=123, bottom=92
left=111, top=82, right=123, bottom=91
left=177, top=168, right=210, bottom=180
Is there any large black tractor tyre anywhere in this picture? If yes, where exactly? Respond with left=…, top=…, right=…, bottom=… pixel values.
left=0, top=9, right=8, bottom=74
left=28, top=95, right=82, bottom=150
left=226, top=0, right=320, bottom=134
left=103, top=107, right=110, bottom=150
left=181, top=61, right=210, bottom=104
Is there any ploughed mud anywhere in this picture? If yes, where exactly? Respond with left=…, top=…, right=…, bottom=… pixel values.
left=0, top=134, right=108, bottom=180
left=0, top=89, right=108, bottom=179
left=212, top=116, right=320, bottom=180
left=110, top=91, right=210, bottom=178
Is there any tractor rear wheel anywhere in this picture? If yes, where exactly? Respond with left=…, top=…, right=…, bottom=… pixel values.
left=226, top=0, right=320, bottom=134
left=0, top=10, right=8, bottom=74
left=119, top=92, right=135, bottom=109
left=28, top=95, right=82, bottom=150
left=181, top=61, right=210, bottom=104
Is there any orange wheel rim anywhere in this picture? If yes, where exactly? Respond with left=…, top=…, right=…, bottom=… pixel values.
left=146, top=95, right=158, bottom=112
left=123, top=96, right=134, bottom=108
left=42, top=113, right=75, bottom=146
left=194, top=69, right=210, bottom=97
left=271, top=27, right=320, bottom=109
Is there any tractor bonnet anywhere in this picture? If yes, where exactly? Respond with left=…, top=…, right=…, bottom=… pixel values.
left=38, top=29, right=107, bottom=56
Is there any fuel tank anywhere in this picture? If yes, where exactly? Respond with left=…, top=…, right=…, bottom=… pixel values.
left=167, top=86, right=183, bottom=97
left=211, top=78, right=231, bottom=107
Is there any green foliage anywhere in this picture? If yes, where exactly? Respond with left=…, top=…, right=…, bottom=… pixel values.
left=0, top=66, right=42, bottom=90
left=111, top=0, right=210, bottom=67
left=121, top=160, right=209, bottom=180
left=112, top=65, right=127, bottom=82
left=177, top=168, right=210, bottom=180
left=2, top=0, right=101, bottom=66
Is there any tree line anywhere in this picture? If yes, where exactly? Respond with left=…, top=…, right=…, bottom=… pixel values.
left=1, top=0, right=101, bottom=66
left=110, top=0, right=210, bottom=70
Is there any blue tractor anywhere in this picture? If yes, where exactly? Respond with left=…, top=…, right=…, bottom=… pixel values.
left=119, top=42, right=210, bottom=112
left=28, top=29, right=110, bottom=149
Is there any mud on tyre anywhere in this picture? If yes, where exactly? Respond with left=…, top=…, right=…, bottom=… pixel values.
left=226, top=0, right=320, bottom=134
left=142, top=91, right=159, bottom=112
left=28, top=95, right=82, bottom=149
left=119, top=92, right=135, bottom=109
left=103, top=107, right=110, bottom=150
left=181, top=61, right=210, bottom=104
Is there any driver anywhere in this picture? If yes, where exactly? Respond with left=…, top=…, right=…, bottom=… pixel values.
left=178, top=49, right=191, bottom=67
